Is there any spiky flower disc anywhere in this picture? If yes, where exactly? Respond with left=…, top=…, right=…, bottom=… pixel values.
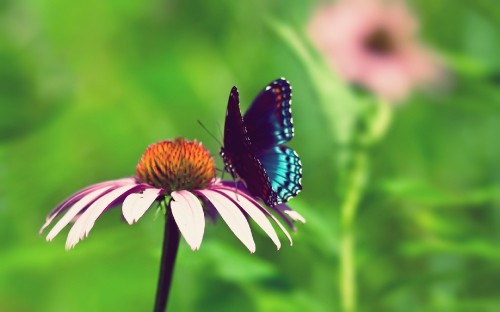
left=136, top=138, right=216, bottom=193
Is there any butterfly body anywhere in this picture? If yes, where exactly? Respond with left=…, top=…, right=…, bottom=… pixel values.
left=221, top=79, right=302, bottom=207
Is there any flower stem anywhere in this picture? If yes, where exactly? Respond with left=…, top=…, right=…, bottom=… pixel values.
left=340, top=153, right=367, bottom=312
left=154, top=204, right=180, bottom=312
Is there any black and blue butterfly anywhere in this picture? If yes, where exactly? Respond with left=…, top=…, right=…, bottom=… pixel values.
left=220, top=78, right=302, bottom=207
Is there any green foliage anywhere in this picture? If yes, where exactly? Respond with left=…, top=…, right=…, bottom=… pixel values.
left=0, top=0, right=499, bottom=311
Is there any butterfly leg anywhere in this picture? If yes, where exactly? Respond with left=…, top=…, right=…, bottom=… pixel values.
left=216, top=167, right=226, bottom=180
left=233, top=178, right=240, bottom=201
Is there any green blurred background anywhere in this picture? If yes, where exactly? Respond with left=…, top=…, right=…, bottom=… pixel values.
left=1, top=0, right=499, bottom=311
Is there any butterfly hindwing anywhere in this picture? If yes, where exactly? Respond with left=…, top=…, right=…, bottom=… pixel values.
left=243, top=79, right=294, bottom=151
left=255, top=146, right=302, bottom=203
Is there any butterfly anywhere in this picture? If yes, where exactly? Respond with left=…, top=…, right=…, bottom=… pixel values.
left=220, top=78, right=302, bottom=207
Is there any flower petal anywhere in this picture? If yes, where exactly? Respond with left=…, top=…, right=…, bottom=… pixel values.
left=197, top=189, right=256, bottom=253
left=41, top=187, right=101, bottom=233
left=45, top=186, right=114, bottom=241
left=215, top=189, right=281, bottom=250
left=212, top=185, right=293, bottom=246
left=66, top=184, right=142, bottom=249
left=284, top=210, right=306, bottom=224
left=44, top=178, right=136, bottom=224
left=275, top=203, right=306, bottom=224
left=122, top=188, right=163, bottom=224
left=263, top=211, right=293, bottom=246
left=170, top=190, right=205, bottom=250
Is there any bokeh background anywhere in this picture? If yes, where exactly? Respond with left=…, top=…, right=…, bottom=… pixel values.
left=1, top=0, right=499, bottom=311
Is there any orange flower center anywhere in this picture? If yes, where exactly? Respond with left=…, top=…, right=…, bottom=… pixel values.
left=136, top=138, right=216, bottom=192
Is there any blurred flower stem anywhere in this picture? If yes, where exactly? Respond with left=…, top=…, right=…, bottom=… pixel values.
left=339, top=151, right=367, bottom=312
left=269, top=18, right=392, bottom=312
left=338, top=100, right=391, bottom=312
left=154, top=201, right=180, bottom=312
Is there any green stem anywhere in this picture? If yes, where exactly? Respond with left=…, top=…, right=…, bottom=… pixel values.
left=340, top=153, right=368, bottom=312
left=154, top=203, right=180, bottom=312
left=267, top=18, right=392, bottom=312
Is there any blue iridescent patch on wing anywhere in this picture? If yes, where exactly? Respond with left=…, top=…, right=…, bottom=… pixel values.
left=256, top=146, right=302, bottom=203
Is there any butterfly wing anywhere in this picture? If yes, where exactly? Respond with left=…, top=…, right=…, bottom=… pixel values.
left=222, top=87, right=247, bottom=168
left=254, top=146, right=302, bottom=203
left=222, top=87, right=278, bottom=206
left=243, top=78, right=294, bottom=151
left=243, top=78, right=302, bottom=203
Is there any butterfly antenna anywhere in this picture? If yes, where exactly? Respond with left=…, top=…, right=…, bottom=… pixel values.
left=216, top=121, right=223, bottom=141
left=197, top=120, right=223, bottom=146
left=197, top=121, right=238, bottom=199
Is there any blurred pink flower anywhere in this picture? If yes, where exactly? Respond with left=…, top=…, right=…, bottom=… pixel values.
left=40, top=138, right=304, bottom=252
left=308, top=0, right=444, bottom=102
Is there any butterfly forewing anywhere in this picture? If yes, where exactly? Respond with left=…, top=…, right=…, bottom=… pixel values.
left=243, top=79, right=294, bottom=151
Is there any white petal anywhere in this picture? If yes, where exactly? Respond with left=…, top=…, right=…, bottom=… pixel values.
left=212, top=185, right=293, bottom=246
left=198, top=190, right=256, bottom=253
left=267, top=213, right=293, bottom=246
left=41, top=188, right=98, bottom=233
left=41, top=216, right=58, bottom=235
left=65, top=185, right=139, bottom=249
left=42, top=177, right=137, bottom=230
left=284, top=210, right=306, bottom=224
left=122, top=188, right=163, bottom=224
left=45, top=186, right=114, bottom=241
left=216, top=189, right=281, bottom=250
left=170, top=191, right=205, bottom=250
